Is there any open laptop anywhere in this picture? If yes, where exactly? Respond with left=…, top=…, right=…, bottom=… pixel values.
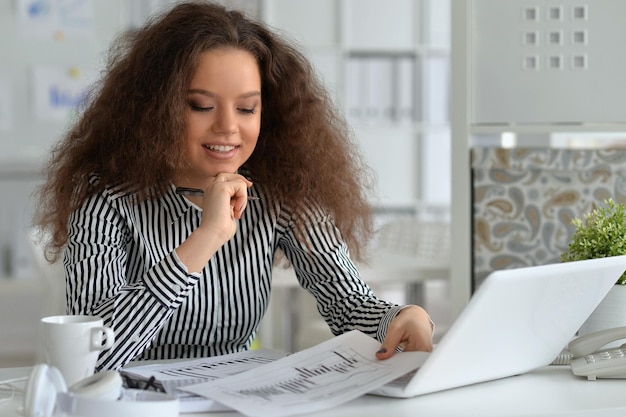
left=370, top=255, right=626, bottom=398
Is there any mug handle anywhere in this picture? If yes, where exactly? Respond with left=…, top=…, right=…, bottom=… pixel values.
left=90, top=326, right=115, bottom=351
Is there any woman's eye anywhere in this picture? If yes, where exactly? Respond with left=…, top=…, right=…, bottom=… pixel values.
left=190, top=103, right=213, bottom=112
left=238, top=108, right=256, bottom=114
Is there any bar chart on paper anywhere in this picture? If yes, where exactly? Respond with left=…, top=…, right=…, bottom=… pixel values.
left=238, top=347, right=382, bottom=401
left=182, top=330, right=426, bottom=417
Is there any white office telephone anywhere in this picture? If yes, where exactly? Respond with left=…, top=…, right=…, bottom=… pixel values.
left=568, top=326, right=626, bottom=381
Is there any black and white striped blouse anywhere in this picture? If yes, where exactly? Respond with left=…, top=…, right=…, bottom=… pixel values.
left=65, top=183, right=402, bottom=371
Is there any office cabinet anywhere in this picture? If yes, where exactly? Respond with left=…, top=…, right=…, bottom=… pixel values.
left=450, top=0, right=626, bottom=320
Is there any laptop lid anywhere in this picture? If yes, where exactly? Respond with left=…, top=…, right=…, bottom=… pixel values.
left=400, top=256, right=626, bottom=397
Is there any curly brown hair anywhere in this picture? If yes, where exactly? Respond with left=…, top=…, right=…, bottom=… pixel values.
left=34, top=0, right=376, bottom=263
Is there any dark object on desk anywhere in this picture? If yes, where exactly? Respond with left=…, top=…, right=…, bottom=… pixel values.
left=122, top=373, right=165, bottom=392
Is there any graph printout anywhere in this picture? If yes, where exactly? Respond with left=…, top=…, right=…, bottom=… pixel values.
left=182, top=330, right=427, bottom=417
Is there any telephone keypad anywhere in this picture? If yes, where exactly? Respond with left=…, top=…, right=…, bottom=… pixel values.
left=573, top=346, right=626, bottom=380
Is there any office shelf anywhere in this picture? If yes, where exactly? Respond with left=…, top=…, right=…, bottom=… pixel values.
left=261, top=0, right=451, bottom=210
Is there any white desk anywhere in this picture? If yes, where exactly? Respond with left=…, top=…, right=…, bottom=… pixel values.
left=2, top=365, right=626, bottom=417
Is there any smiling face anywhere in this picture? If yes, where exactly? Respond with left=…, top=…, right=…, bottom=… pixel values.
left=176, top=47, right=262, bottom=188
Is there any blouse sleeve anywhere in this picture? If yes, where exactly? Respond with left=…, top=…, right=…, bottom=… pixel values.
left=276, top=205, right=404, bottom=343
left=64, top=191, right=200, bottom=371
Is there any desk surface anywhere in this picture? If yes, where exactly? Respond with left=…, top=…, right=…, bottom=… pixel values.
left=1, top=365, right=626, bottom=417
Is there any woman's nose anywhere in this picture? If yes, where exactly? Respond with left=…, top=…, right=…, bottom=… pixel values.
left=212, top=108, right=238, bottom=134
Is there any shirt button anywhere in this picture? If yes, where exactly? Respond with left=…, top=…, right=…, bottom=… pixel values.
left=131, top=333, right=141, bottom=343
left=172, top=284, right=181, bottom=293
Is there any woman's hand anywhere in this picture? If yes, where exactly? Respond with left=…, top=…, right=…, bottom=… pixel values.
left=376, top=305, right=434, bottom=360
left=198, top=173, right=253, bottom=242
left=175, top=173, right=252, bottom=273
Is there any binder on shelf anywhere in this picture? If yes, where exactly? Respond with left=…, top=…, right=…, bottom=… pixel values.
left=344, top=56, right=365, bottom=126
left=395, top=56, right=415, bottom=125
left=345, top=54, right=415, bottom=127
left=365, top=56, right=394, bottom=126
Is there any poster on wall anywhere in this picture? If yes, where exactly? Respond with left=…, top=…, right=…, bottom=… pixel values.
left=16, top=0, right=95, bottom=40
left=31, top=66, right=96, bottom=123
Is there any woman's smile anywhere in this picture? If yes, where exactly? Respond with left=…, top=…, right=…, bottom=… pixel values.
left=204, top=144, right=237, bottom=153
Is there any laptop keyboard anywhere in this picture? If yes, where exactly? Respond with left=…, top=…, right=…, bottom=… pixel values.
left=386, top=369, right=419, bottom=387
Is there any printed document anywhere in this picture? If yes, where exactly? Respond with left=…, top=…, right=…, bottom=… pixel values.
left=181, top=330, right=428, bottom=417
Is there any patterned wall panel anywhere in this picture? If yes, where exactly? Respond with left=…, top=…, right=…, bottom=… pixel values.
left=471, top=147, right=626, bottom=288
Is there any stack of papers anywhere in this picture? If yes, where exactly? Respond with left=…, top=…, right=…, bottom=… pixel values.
left=122, top=348, right=287, bottom=412
left=122, top=330, right=427, bottom=417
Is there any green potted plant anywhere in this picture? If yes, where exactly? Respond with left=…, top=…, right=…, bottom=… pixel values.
left=561, top=198, right=626, bottom=339
left=561, top=198, right=626, bottom=284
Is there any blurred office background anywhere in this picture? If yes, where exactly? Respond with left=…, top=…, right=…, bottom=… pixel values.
left=0, top=0, right=453, bottom=366
left=6, top=0, right=626, bottom=368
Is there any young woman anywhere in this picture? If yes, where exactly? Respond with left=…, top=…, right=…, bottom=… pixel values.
left=34, top=0, right=433, bottom=371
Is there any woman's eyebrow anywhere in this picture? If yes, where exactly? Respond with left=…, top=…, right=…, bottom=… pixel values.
left=187, top=89, right=261, bottom=99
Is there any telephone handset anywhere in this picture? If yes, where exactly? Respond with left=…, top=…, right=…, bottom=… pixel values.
left=568, top=326, right=626, bottom=380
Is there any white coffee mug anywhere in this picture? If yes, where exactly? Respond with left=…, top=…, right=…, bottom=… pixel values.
left=39, top=315, right=115, bottom=386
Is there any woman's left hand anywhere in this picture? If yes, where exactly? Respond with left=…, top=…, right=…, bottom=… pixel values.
left=376, top=305, right=434, bottom=359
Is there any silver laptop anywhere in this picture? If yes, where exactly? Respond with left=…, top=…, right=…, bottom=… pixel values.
left=371, top=255, right=626, bottom=398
